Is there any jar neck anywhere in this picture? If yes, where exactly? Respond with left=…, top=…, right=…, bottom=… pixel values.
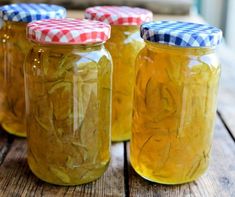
left=1, top=21, right=28, bottom=42
left=4, top=20, right=27, bottom=29
left=111, top=25, right=139, bottom=29
left=31, top=41, right=105, bottom=52
left=110, top=25, right=139, bottom=35
left=145, top=41, right=216, bottom=55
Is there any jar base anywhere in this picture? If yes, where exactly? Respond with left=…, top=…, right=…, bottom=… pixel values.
left=2, top=123, right=26, bottom=137
left=111, top=134, right=131, bottom=142
left=112, top=138, right=130, bottom=142
left=28, top=159, right=110, bottom=186
left=130, top=160, right=207, bottom=185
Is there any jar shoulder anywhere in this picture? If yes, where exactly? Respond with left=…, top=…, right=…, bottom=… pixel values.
left=136, top=46, right=221, bottom=69
left=28, top=44, right=112, bottom=64
left=24, top=45, right=113, bottom=80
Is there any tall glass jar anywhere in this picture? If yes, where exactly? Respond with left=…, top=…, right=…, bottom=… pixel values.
left=85, top=6, right=153, bottom=141
left=0, top=19, right=4, bottom=122
left=25, top=19, right=112, bottom=186
left=130, top=21, right=222, bottom=184
left=0, top=3, right=66, bottom=137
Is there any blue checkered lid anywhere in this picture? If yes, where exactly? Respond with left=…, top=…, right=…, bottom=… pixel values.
left=0, top=3, right=66, bottom=22
left=141, top=21, right=223, bottom=47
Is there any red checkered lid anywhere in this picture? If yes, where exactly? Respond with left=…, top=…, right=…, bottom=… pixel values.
left=27, top=18, right=111, bottom=45
left=85, top=6, right=153, bottom=25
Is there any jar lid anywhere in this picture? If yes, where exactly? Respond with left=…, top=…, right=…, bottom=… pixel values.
left=141, top=21, right=223, bottom=47
left=85, top=6, right=153, bottom=25
left=0, top=3, right=66, bottom=22
left=27, top=18, right=111, bottom=45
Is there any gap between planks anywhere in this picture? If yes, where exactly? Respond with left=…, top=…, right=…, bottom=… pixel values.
left=217, top=110, right=235, bottom=143
left=123, top=141, right=130, bottom=197
left=0, top=128, right=15, bottom=165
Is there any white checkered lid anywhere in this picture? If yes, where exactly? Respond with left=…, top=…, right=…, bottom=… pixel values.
left=85, top=6, right=153, bottom=25
left=27, top=18, right=111, bottom=45
left=141, top=21, right=223, bottom=47
left=0, top=3, right=66, bottom=22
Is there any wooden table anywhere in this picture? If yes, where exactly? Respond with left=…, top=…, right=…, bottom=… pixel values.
left=1, top=12, right=235, bottom=197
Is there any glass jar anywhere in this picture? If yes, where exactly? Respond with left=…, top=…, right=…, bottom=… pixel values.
left=0, top=19, right=4, bottom=122
left=85, top=6, right=153, bottom=141
left=0, top=3, right=66, bottom=137
left=25, top=19, right=112, bottom=186
left=0, top=19, right=3, bottom=67
left=130, top=21, right=222, bottom=184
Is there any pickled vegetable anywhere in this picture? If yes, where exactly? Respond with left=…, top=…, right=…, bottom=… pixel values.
left=0, top=21, right=30, bottom=136
left=106, top=25, right=144, bottom=141
left=24, top=44, right=112, bottom=185
left=130, top=43, right=221, bottom=184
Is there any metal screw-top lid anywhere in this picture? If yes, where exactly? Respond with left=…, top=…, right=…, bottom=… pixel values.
left=0, top=3, right=66, bottom=22
left=85, top=6, right=153, bottom=26
left=27, top=18, right=111, bottom=45
left=141, top=21, right=223, bottom=47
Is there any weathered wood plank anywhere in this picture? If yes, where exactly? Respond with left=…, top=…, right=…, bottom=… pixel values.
left=217, top=44, right=235, bottom=139
left=0, top=129, right=8, bottom=150
left=127, top=117, right=235, bottom=197
left=0, top=141, right=125, bottom=197
left=0, top=129, right=8, bottom=164
left=0, top=129, right=13, bottom=165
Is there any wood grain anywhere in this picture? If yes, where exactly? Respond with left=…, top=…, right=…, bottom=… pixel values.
left=0, top=141, right=125, bottom=197
left=217, top=44, right=235, bottom=139
left=127, top=117, right=235, bottom=197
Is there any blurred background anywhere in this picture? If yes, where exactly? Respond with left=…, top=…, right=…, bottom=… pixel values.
left=1, top=0, right=234, bottom=50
